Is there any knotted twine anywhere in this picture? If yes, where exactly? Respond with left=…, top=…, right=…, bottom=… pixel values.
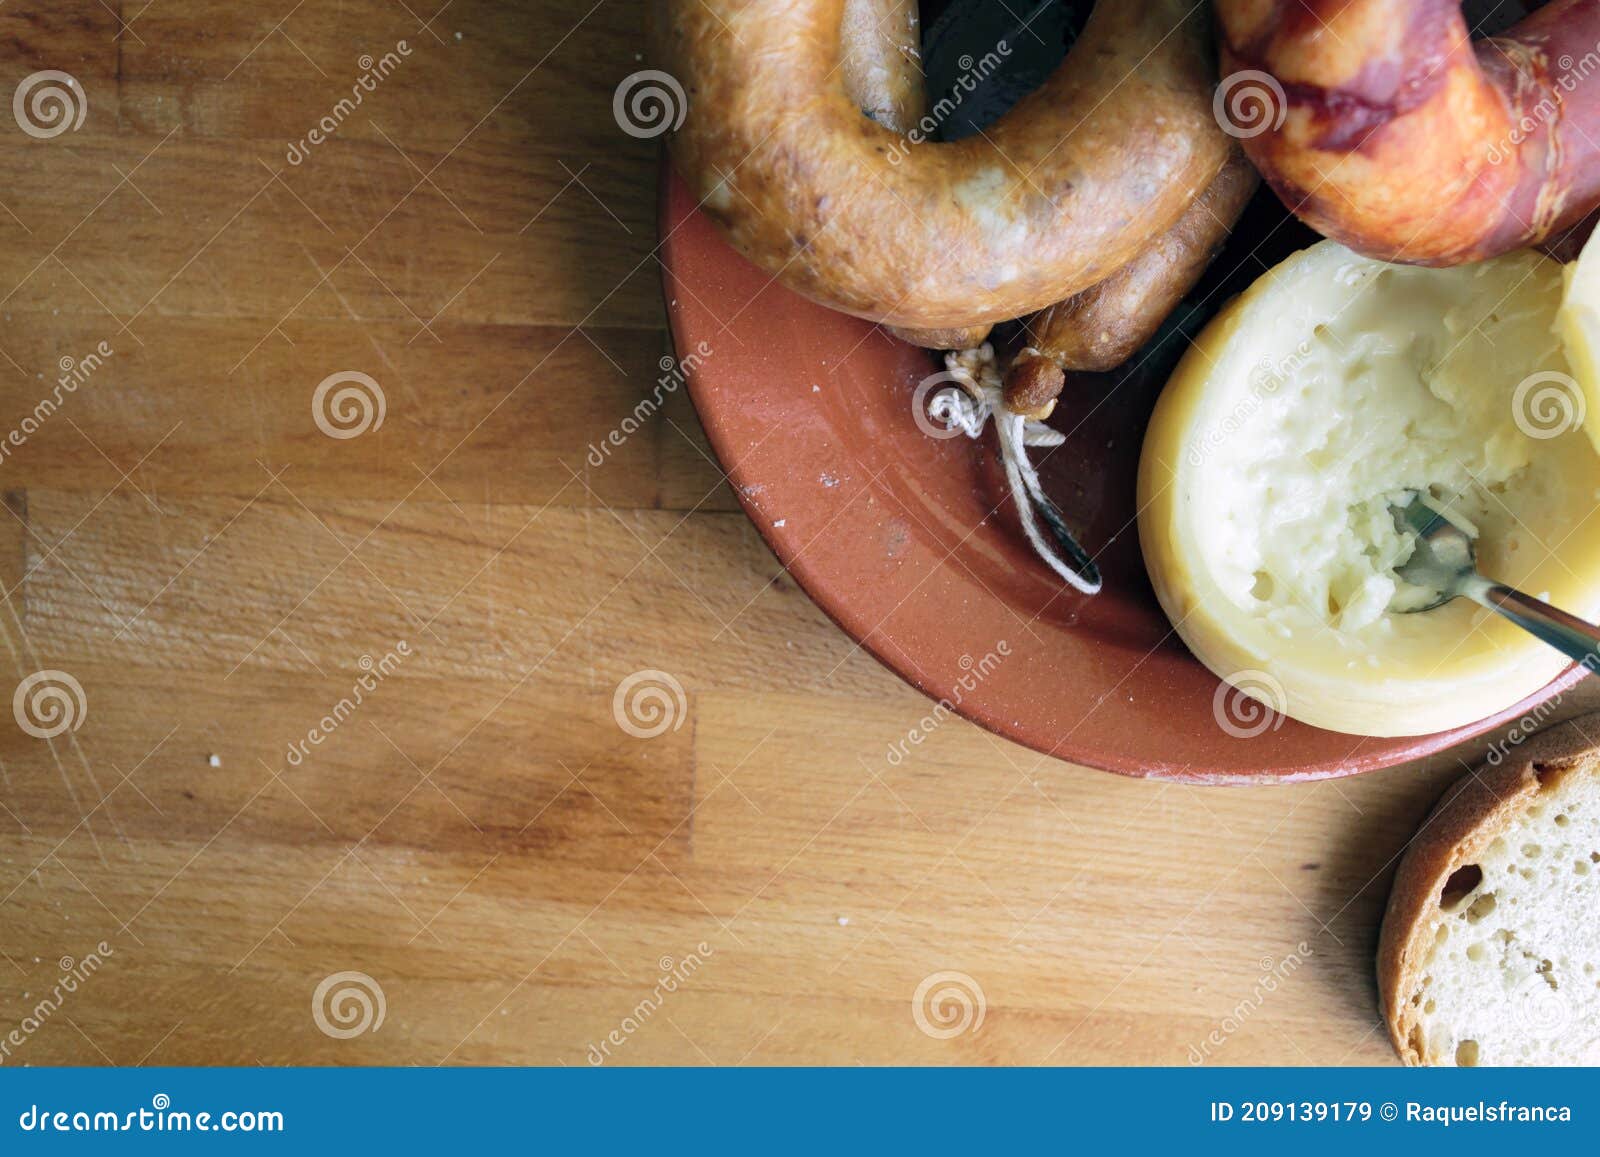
left=929, top=345, right=1102, bottom=595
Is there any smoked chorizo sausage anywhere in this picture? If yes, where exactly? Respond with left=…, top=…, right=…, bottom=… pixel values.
left=1215, top=0, right=1600, bottom=265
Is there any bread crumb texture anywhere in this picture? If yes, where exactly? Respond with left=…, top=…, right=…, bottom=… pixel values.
left=1408, top=767, right=1600, bottom=1065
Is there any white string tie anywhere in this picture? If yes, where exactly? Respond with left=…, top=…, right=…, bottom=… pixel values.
left=925, top=344, right=1102, bottom=596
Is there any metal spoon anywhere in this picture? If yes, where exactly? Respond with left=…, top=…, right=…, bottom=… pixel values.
left=1389, top=497, right=1600, bottom=668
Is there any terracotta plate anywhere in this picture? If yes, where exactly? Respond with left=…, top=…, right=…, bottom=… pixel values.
left=658, top=168, right=1582, bottom=783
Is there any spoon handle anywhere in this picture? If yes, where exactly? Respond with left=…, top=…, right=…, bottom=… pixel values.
left=1467, top=577, right=1600, bottom=672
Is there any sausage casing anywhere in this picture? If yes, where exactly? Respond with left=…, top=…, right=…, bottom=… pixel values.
left=1216, top=0, right=1600, bottom=264
left=1005, top=151, right=1260, bottom=415
left=657, top=0, right=1231, bottom=329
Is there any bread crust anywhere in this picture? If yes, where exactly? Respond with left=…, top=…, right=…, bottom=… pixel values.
left=1377, top=711, right=1600, bottom=1064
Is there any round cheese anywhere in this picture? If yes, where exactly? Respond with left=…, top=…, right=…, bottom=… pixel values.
left=1139, top=240, right=1600, bottom=737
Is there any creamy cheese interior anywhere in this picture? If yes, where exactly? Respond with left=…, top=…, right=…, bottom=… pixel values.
left=1141, top=241, right=1600, bottom=736
left=1199, top=250, right=1575, bottom=642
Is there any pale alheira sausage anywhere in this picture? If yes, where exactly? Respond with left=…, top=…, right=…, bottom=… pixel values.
left=1004, top=151, right=1260, bottom=416
left=656, top=0, right=1231, bottom=330
left=839, top=0, right=991, bottom=351
left=1215, top=0, right=1600, bottom=265
left=837, top=1, right=1246, bottom=403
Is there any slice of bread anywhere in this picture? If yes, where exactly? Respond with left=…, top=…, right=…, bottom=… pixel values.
left=1378, top=712, right=1600, bottom=1066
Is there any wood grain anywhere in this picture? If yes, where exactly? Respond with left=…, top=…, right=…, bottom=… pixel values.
left=0, top=0, right=1594, bottom=1068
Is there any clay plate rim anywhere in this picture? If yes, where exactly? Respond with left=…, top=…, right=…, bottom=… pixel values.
left=656, top=165, right=1584, bottom=784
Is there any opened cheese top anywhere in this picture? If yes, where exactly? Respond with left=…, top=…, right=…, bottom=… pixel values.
left=1139, top=240, right=1600, bottom=737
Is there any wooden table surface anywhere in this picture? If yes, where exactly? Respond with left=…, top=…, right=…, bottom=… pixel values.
left=0, top=0, right=1592, bottom=1068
